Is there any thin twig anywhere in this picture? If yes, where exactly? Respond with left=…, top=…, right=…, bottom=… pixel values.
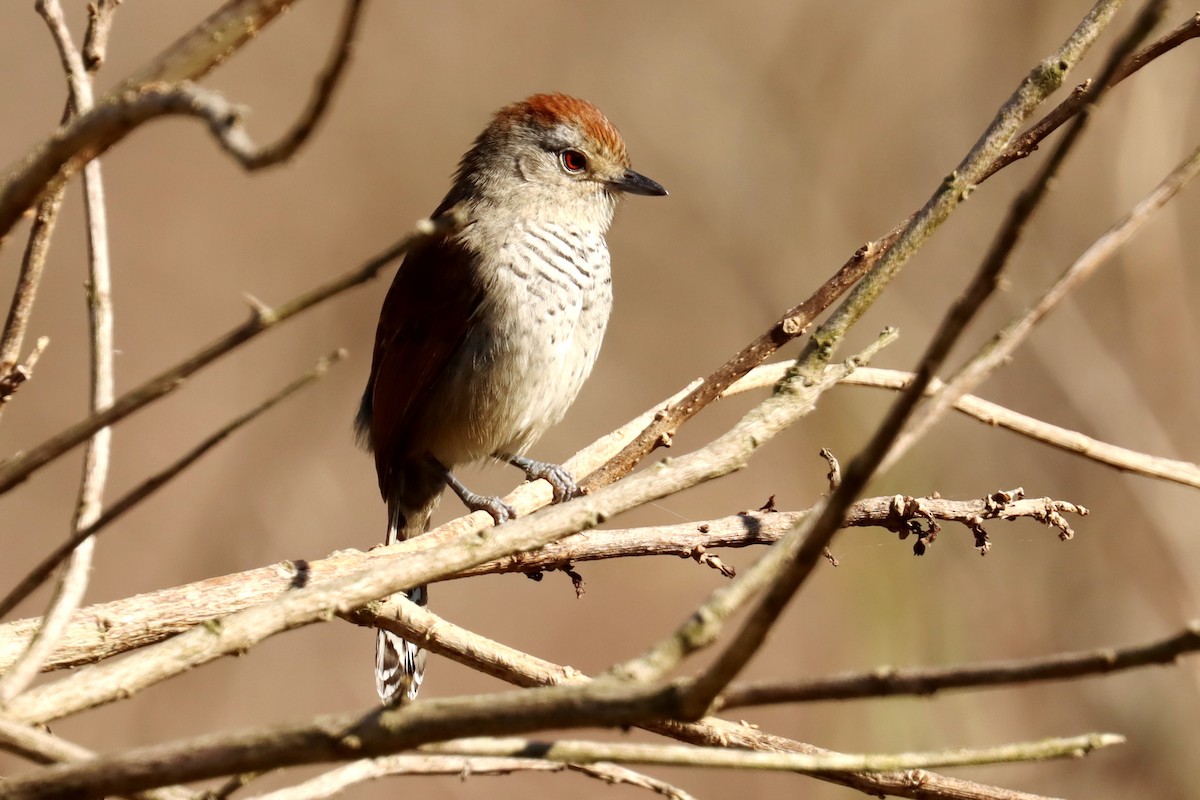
left=0, top=350, right=348, bottom=620
left=848, top=368, right=1200, bottom=489
left=0, top=0, right=364, bottom=246
left=0, top=336, right=49, bottom=407
left=0, top=214, right=459, bottom=496
left=115, top=0, right=299, bottom=93
left=0, top=72, right=78, bottom=421
left=981, top=12, right=1200, bottom=181
left=0, top=188, right=62, bottom=415
left=245, top=755, right=697, bottom=800
left=237, top=0, right=365, bottom=169
left=425, top=733, right=1123, bottom=773
left=0, top=0, right=113, bottom=708
left=882, top=137, right=1200, bottom=472
left=1, top=75, right=347, bottom=248
left=245, top=756, right=566, bottom=800
left=728, top=362, right=1200, bottom=490
left=717, top=620, right=1200, bottom=708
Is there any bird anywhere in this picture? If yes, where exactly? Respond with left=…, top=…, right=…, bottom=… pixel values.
left=356, top=93, right=666, bottom=704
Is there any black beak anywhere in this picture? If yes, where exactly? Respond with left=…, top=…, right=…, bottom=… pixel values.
left=611, top=168, right=668, bottom=197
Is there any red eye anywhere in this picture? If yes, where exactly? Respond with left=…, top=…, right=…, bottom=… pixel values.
left=559, top=149, right=588, bottom=174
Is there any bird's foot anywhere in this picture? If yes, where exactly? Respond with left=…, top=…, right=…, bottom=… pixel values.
left=442, top=469, right=516, bottom=525
left=506, top=454, right=579, bottom=502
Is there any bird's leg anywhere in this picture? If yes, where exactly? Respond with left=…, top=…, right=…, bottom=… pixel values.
left=502, top=453, right=579, bottom=503
left=433, top=458, right=516, bottom=524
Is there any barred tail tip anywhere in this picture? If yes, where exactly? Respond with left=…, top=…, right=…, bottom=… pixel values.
left=375, top=628, right=425, bottom=704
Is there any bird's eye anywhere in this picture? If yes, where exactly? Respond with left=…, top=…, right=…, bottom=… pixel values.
left=559, top=149, right=588, bottom=174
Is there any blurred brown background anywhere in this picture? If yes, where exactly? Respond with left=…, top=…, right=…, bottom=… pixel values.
left=2, top=1, right=1199, bottom=797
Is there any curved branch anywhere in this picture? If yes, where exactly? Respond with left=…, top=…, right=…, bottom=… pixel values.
left=0, top=0, right=365, bottom=246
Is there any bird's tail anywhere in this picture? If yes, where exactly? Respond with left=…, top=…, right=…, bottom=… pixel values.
left=375, top=470, right=442, bottom=705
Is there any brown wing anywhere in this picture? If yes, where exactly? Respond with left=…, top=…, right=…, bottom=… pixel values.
left=356, top=221, right=483, bottom=499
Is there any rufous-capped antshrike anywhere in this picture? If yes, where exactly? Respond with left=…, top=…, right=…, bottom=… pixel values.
left=356, top=93, right=666, bottom=704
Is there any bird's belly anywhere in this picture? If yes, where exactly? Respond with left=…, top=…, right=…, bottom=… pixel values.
left=425, top=274, right=611, bottom=466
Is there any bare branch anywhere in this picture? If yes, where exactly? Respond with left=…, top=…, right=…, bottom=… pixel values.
left=0, top=331, right=880, bottom=725
left=847, top=368, right=1200, bottom=490
left=246, top=756, right=566, bottom=799
left=115, top=0, right=299, bottom=92
left=0, top=682, right=688, bottom=800
left=0, top=350, right=348, bottom=620
left=982, top=12, right=1200, bottom=181
left=0, top=0, right=114, bottom=708
left=0, top=215, right=458, bottom=496
left=247, top=756, right=697, bottom=800
left=425, top=733, right=1123, bottom=773
left=236, top=0, right=365, bottom=169
left=0, top=719, right=190, bottom=800
left=0, top=187, right=61, bottom=413
left=355, top=602, right=1082, bottom=800
left=730, top=361, right=1200, bottom=490
left=616, top=0, right=1155, bottom=716
left=0, top=37, right=79, bottom=421
left=0, top=77, right=343, bottom=248
left=0, top=591, right=1067, bottom=800
left=0, top=0, right=364, bottom=247
left=717, top=620, right=1200, bottom=708
left=0, top=487, right=1082, bottom=672
left=883, top=136, right=1200, bottom=471
left=579, top=10, right=1200, bottom=503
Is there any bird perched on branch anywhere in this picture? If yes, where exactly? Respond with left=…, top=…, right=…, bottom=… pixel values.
left=356, top=93, right=666, bottom=704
